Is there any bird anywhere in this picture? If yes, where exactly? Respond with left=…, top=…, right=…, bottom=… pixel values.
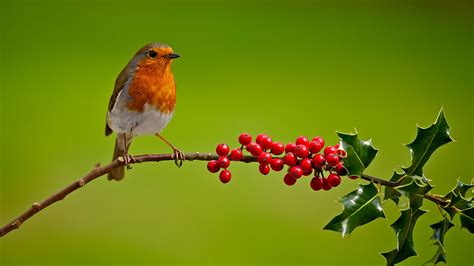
left=105, top=43, right=184, bottom=181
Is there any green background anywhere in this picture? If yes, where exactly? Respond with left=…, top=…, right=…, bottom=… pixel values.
left=1, top=0, right=473, bottom=265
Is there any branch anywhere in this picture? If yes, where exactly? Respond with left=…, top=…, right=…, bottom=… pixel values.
left=360, top=173, right=448, bottom=206
left=0, top=152, right=448, bottom=238
left=0, top=152, right=256, bottom=237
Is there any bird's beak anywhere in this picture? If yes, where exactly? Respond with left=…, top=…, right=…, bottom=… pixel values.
left=163, top=53, right=180, bottom=59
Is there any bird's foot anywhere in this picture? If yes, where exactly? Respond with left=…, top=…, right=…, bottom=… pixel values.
left=172, top=148, right=185, bottom=167
left=123, top=153, right=135, bottom=170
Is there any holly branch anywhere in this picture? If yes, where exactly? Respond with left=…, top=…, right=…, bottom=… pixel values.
left=0, top=153, right=448, bottom=238
left=0, top=109, right=472, bottom=266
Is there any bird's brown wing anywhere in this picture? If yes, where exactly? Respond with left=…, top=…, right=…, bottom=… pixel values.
left=105, top=65, right=130, bottom=136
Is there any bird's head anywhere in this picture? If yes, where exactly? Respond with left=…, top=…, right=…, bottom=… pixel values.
left=133, top=43, right=180, bottom=70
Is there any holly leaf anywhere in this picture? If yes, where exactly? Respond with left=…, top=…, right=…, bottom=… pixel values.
left=338, top=132, right=378, bottom=177
left=442, top=193, right=472, bottom=221
left=382, top=209, right=427, bottom=266
left=441, top=180, right=473, bottom=220
left=397, top=177, right=433, bottom=211
left=403, top=109, right=453, bottom=177
left=452, top=180, right=473, bottom=198
left=324, top=182, right=385, bottom=237
left=425, top=218, right=455, bottom=265
left=459, top=207, right=474, bottom=233
left=384, top=171, right=408, bottom=204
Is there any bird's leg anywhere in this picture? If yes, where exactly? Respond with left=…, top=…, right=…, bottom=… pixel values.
left=155, top=133, right=184, bottom=167
left=122, top=133, right=133, bottom=170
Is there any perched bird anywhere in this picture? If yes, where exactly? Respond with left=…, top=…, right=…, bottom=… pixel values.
left=105, top=43, right=183, bottom=181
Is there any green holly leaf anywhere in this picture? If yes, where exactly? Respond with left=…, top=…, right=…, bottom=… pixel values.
left=403, top=109, right=453, bottom=177
left=397, top=177, right=433, bottom=211
left=384, top=171, right=408, bottom=204
left=338, top=132, right=378, bottom=177
left=425, top=218, right=455, bottom=265
left=443, top=192, right=471, bottom=218
left=459, top=207, right=474, bottom=233
left=452, top=180, right=473, bottom=198
left=382, top=209, right=427, bottom=266
left=441, top=180, right=473, bottom=220
left=324, top=183, right=385, bottom=237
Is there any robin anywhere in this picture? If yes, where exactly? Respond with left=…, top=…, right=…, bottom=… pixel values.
left=105, top=43, right=184, bottom=181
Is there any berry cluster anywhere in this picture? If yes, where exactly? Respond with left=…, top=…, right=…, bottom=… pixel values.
left=207, top=133, right=352, bottom=191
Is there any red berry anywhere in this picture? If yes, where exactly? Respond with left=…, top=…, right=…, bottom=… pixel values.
left=245, top=142, right=256, bottom=152
left=310, top=177, right=323, bottom=191
left=327, top=173, right=341, bottom=187
left=335, top=143, right=340, bottom=149
left=217, top=156, right=230, bottom=168
left=219, top=170, right=232, bottom=183
left=216, top=143, right=230, bottom=156
left=239, top=133, right=252, bottom=146
left=308, top=140, right=324, bottom=154
left=312, top=136, right=325, bottom=147
left=284, top=174, right=297, bottom=186
left=300, top=158, right=312, bottom=171
left=207, top=160, right=220, bottom=173
left=229, top=148, right=243, bottom=161
left=324, top=146, right=337, bottom=156
left=294, top=144, right=309, bottom=158
left=349, top=175, right=359, bottom=180
left=295, top=136, right=309, bottom=147
left=261, top=136, right=273, bottom=150
left=259, top=164, right=270, bottom=175
left=258, top=152, right=272, bottom=165
left=256, top=134, right=268, bottom=145
left=335, top=163, right=348, bottom=176
left=326, top=153, right=340, bottom=166
left=336, top=148, right=347, bottom=157
left=289, top=166, right=303, bottom=179
left=283, top=152, right=297, bottom=166
left=285, top=143, right=296, bottom=153
left=312, top=154, right=326, bottom=168
left=270, top=158, right=284, bottom=171
left=248, top=143, right=263, bottom=156
left=322, top=178, right=332, bottom=191
left=303, top=168, right=313, bottom=176
left=271, top=142, right=285, bottom=155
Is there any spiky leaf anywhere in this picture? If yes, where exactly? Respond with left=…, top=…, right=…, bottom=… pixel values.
left=441, top=181, right=473, bottom=220
left=397, top=178, right=433, bottom=211
left=452, top=180, right=473, bottom=198
left=338, top=132, right=378, bottom=177
left=425, top=218, right=455, bottom=265
left=382, top=209, right=427, bottom=266
left=459, top=207, right=474, bottom=233
left=403, top=110, right=453, bottom=177
left=324, top=183, right=385, bottom=237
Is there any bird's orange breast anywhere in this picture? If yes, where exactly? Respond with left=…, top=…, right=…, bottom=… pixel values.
left=127, top=63, right=176, bottom=113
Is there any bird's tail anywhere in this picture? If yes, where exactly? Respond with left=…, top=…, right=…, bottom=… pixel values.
left=108, top=133, right=132, bottom=181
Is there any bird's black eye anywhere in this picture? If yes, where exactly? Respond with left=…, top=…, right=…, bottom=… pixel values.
left=147, top=50, right=157, bottom=58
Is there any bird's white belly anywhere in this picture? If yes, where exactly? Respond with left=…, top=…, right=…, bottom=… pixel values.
left=107, top=103, right=173, bottom=136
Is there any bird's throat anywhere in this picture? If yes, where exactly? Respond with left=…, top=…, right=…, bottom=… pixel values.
left=127, top=64, right=176, bottom=113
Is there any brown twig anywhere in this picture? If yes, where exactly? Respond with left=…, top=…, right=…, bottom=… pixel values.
left=361, top=173, right=448, bottom=206
left=0, top=152, right=449, bottom=237
left=0, top=153, right=256, bottom=237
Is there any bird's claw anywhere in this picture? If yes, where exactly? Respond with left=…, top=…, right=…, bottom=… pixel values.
left=173, top=148, right=184, bottom=167
left=123, top=154, right=135, bottom=170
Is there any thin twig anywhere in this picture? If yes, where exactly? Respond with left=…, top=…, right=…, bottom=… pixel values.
left=1, top=153, right=449, bottom=237
left=0, top=153, right=256, bottom=237
left=361, top=173, right=448, bottom=206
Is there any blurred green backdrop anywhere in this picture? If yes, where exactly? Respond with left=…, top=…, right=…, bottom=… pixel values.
left=1, top=0, right=473, bottom=265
